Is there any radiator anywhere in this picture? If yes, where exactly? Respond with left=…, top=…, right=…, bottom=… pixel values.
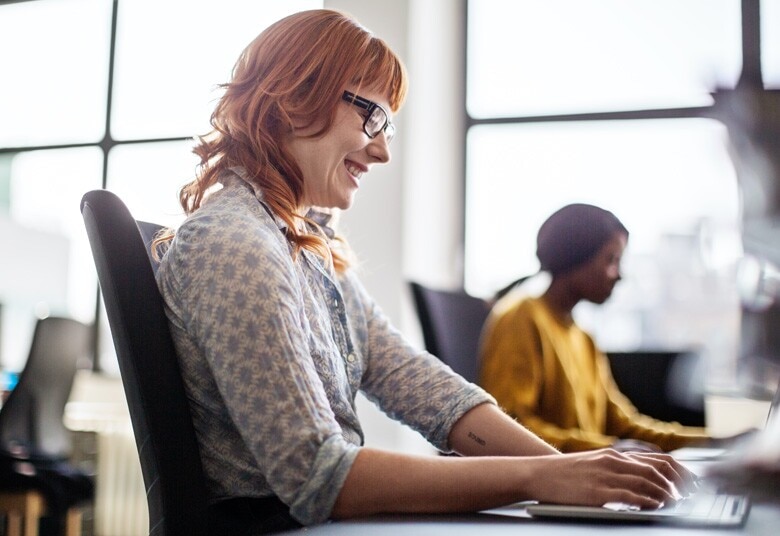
left=94, top=427, right=149, bottom=536
left=65, top=372, right=151, bottom=536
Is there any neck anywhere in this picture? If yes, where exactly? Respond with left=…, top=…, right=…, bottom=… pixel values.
left=541, top=278, right=579, bottom=324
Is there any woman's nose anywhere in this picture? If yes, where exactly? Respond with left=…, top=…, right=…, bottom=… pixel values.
left=368, top=133, right=391, bottom=164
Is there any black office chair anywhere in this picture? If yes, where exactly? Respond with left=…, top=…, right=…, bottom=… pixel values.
left=0, top=316, right=94, bottom=536
left=408, top=282, right=492, bottom=384
left=80, top=189, right=210, bottom=536
left=606, top=350, right=706, bottom=427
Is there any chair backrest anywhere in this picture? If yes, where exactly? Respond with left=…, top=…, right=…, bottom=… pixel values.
left=409, top=282, right=492, bottom=384
left=137, top=220, right=165, bottom=274
left=80, top=189, right=209, bottom=536
left=607, top=350, right=706, bottom=427
left=0, top=316, right=91, bottom=459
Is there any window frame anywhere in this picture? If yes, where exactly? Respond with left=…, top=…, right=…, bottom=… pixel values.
left=460, top=0, right=766, bottom=288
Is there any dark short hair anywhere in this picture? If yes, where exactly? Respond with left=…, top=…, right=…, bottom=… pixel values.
left=536, top=203, right=628, bottom=276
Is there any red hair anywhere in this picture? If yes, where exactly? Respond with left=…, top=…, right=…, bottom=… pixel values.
left=158, top=9, right=408, bottom=272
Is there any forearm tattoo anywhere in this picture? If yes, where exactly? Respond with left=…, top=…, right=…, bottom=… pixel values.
left=468, top=431, right=487, bottom=447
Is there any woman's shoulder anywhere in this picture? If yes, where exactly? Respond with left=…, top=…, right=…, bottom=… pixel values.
left=483, top=294, right=538, bottom=337
left=188, top=183, right=280, bottom=238
left=492, top=293, right=540, bottom=318
left=164, top=182, right=291, bottom=272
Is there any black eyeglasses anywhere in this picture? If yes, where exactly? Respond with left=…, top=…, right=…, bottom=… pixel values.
left=342, top=91, right=395, bottom=143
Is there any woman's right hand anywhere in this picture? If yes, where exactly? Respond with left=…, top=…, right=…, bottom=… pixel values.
left=611, top=438, right=663, bottom=453
left=524, top=448, right=698, bottom=509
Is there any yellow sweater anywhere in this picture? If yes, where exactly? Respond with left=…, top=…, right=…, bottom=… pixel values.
left=479, top=296, right=709, bottom=452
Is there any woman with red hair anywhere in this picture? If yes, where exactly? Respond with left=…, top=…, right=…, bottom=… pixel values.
left=155, top=9, right=695, bottom=534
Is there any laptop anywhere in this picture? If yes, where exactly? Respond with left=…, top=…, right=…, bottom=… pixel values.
left=490, top=381, right=780, bottom=528
left=523, top=484, right=750, bottom=527
left=482, top=459, right=752, bottom=527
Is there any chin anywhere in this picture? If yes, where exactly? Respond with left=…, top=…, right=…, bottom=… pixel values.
left=590, top=294, right=612, bottom=305
left=339, top=194, right=358, bottom=211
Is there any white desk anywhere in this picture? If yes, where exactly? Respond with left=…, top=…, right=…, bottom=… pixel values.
left=280, top=502, right=780, bottom=536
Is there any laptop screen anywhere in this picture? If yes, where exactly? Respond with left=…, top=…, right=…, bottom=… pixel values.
left=763, top=377, right=780, bottom=426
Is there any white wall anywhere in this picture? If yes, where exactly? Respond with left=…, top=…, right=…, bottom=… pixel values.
left=0, top=215, right=70, bottom=371
left=325, top=0, right=464, bottom=453
left=402, top=0, right=466, bottom=291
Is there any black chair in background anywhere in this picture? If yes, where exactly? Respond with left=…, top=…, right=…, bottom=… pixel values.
left=408, top=282, right=492, bottom=384
left=81, top=189, right=210, bottom=536
left=607, top=350, right=706, bottom=427
left=0, top=316, right=93, bottom=536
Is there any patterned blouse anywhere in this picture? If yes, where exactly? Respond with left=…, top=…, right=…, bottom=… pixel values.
left=156, top=169, right=493, bottom=525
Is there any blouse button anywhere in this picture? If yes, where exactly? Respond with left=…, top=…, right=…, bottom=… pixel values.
left=346, top=353, right=356, bottom=363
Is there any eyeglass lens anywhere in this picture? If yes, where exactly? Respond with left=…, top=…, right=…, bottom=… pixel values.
left=366, top=108, right=394, bottom=142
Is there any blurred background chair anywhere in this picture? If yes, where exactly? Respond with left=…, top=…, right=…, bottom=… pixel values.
left=607, top=350, right=706, bottom=427
left=408, top=282, right=491, bottom=384
left=80, top=189, right=210, bottom=536
left=0, top=316, right=93, bottom=536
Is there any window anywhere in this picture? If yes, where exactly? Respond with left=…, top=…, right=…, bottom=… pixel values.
left=0, top=0, right=321, bottom=373
left=762, top=0, right=780, bottom=86
left=467, top=0, right=741, bottom=118
left=464, top=0, right=777, bottom=389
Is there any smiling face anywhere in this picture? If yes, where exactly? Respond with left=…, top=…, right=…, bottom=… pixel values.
left=285, top=87, right=393, bottom=213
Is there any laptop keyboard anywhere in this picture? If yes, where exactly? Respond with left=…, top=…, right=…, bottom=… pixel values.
left=659, top=491, right=745, bottom=523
